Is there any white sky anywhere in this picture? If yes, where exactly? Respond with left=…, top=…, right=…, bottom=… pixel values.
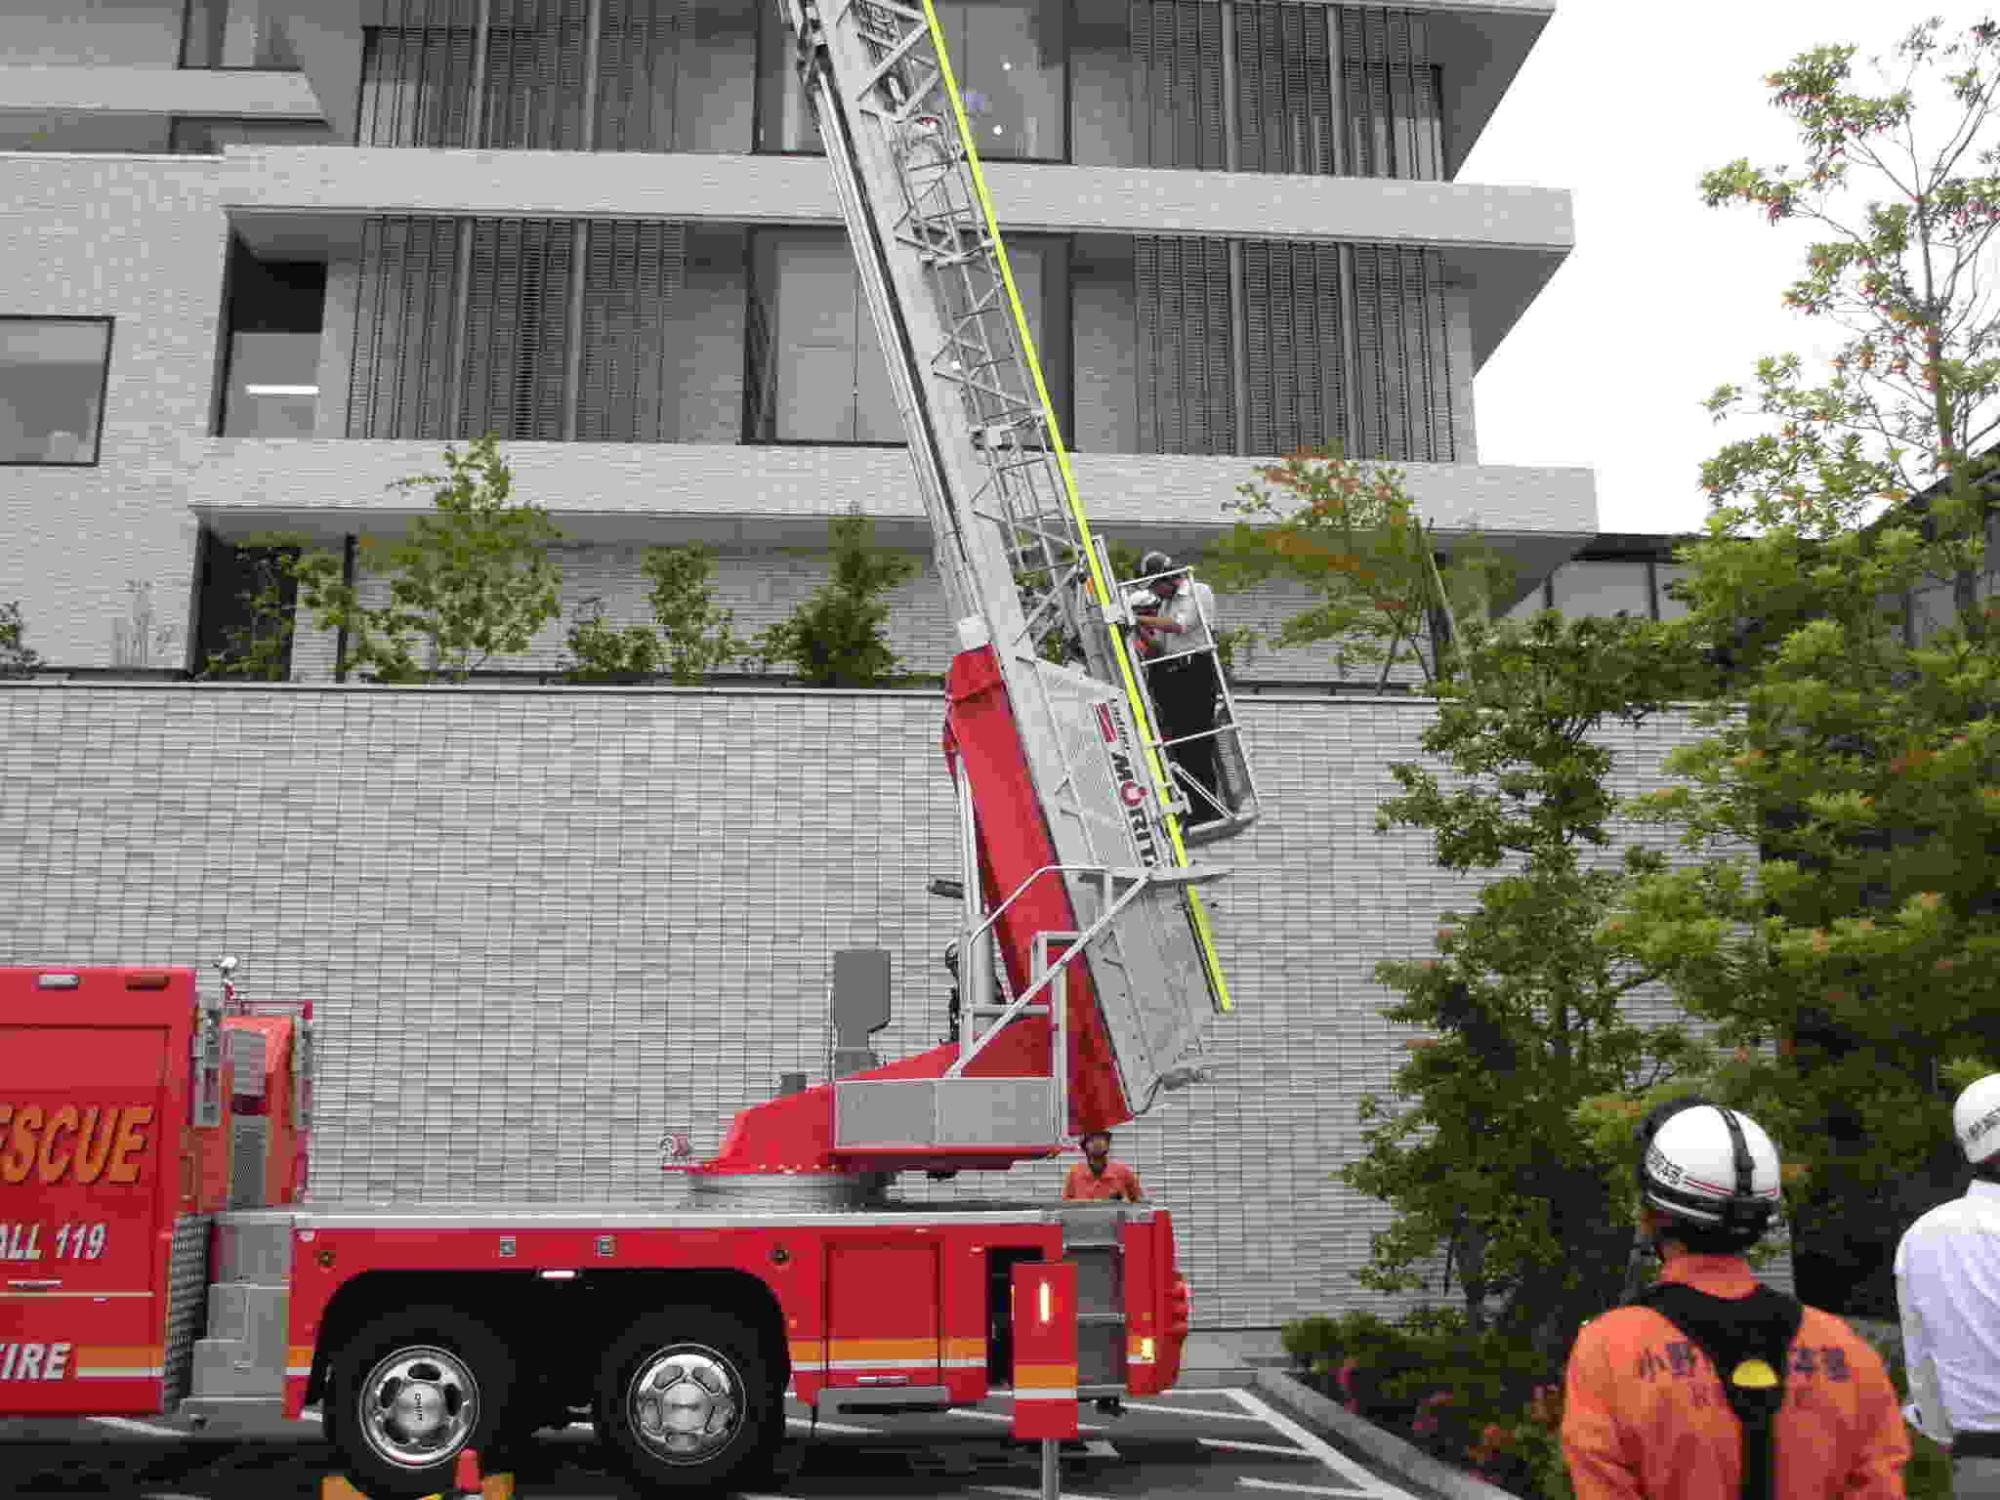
left=1463, top=1, right=1994, bottom=537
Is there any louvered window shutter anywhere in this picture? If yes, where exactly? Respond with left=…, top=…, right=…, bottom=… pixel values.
left=483, top=0, right=589, bottom=151
left=1231, top=1, right=1334, bottom=175
left=1127, top=0, right=1226, bottom=170
left=359, top=0, right=481, bottom=148
left=1351, top=243, right=1384, bottom=459
left=596, top=0, right=684, bottom=152
left=1346, top=243, right=1455, bottom=463
left=1232, top=3, right=1265, bottom=171
left=456, top=219, right=572, bottom=441
left=348, top=216, right=462, bottom=439
left=1241, top=240, right=1343, bottom=456
left=1336, top=6, right=1444, bottom=179
left=581, top=221, right=689, bottom=441
left=1135, top=237, right=1233, bottom=455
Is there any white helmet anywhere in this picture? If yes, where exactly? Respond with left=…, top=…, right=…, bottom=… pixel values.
left=1954, top=1073, right=2000, bottom=1166
left=1638, top=1099, right=1783, bottom=1239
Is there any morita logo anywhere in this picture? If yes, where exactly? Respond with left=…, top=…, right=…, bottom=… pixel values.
left=1096, top=702, right=1161, bottom=868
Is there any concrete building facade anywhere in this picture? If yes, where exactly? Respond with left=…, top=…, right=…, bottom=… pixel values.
left=0, top=0, right=1603, bottom=679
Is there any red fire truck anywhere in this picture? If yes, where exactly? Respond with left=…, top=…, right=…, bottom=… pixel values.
left=1, top=2, right=1264, bottom=1494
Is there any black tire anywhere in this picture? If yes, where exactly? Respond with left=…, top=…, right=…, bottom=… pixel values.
left=323, top=1302, right=518, bottom=1499
left=593, top=1305, right=782, bottom=1494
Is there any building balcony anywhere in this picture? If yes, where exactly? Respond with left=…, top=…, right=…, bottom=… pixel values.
left=184, top=436, right=1597, bottom=591
left=220, top=148, right=1570, bottom=369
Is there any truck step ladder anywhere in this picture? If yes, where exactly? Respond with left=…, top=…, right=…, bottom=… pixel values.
left=785, top=0, right=1258, bottom=1149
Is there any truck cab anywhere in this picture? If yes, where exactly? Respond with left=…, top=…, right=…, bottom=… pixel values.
left=0, top=964, right=308, bottom=1420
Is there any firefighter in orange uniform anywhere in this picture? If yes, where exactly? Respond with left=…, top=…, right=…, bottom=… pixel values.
left=1063, top=1130, right=1143, bottom=1202
left=1561, top=1096, right=1910, bottom=1499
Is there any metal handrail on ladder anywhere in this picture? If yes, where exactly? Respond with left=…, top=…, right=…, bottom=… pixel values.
left=941, top=858, right=1223, bottom=1083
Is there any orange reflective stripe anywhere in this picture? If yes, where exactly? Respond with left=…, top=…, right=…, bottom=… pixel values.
left=790, top=1336, right=984, bottom=1367
left=73, top=1346, right=163, bottom=1375
left=827, top=1338, right=940, bottom=1362
left=1013, top=1362, right=1079, bottom=1390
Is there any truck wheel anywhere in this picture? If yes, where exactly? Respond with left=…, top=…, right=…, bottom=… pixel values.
left=324, top=1303, right=517, bottom=1499
left=594, top=1306, right=781, bottom=1493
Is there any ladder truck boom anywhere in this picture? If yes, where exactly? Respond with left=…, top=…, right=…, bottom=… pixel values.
left=681, top=0, right=1267, bottom=1183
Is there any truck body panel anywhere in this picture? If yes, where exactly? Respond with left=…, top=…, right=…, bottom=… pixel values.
left=0, top=969, right=221, bottom=1416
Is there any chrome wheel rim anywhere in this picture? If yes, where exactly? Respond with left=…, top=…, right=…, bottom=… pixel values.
left=624, top=1343, right=743, bottom=1465
left=357, top=1344, right=480, bottom=1470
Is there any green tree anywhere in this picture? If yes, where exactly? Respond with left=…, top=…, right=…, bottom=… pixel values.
left=755, top=511, right=918, bottom=687
left=1203, top=445, right=1518, bottom=688
left=292, top=433, right=565, bottom=683
left=563, top=598, right=665, bottom=682
left=564, top=543, right=748, bottom=684
left=1597, top=17, right=2000, bottom=1316
left=1341, top=610, right=1717, bottom=1376
left=645, top=542, right=748, bottom=684
left=0, top=600, right=43, bottom=678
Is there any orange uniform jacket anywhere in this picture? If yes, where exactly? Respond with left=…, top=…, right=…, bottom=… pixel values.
left=1063, top=1160, right=1143, bottom=1202
left=1561, top=1254, right=1910, bottom=1498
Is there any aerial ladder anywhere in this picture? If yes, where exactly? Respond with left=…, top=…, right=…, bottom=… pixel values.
left=686, top=0, right=1265, bottom=1188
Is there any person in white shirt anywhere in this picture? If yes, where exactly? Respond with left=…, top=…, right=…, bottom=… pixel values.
left=1131, top=550, right=1224, bottom=819
left=1896, top=1071, right=2000, bottom=1497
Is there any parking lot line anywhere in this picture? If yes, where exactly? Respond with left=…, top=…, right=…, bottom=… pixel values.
left=1201, top=1437, right=1315, bottom=1458
left=1223, top=1389, right=1424, bottom=1499
left=89, top=1415, right=183, bottom=1439
left=1122, top=1398, right=1270, bottom=1423
left=951, top=1408, right=1104, bottom=1434
left=975, top=1486, right=1112, bottom=1500
left=785, top=1415, right=881, bottom=1437
left=1237, top=1479, right=1378, bottom=1497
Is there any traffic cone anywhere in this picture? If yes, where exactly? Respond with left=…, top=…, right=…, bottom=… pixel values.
left=446, top=1447, right=513, bottom=1500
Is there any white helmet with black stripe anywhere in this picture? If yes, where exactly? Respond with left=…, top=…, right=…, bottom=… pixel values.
left=1953, top=1073, right=2000, bottom=1167
left=1636, top=1097, right=1784, bottom=1242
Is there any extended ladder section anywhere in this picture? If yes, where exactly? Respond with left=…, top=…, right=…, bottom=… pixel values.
left=780, top=0, right=1258, bottom=1152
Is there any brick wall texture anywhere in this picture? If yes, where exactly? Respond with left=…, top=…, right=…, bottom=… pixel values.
left=0, top=680, right=1786, bottom=1324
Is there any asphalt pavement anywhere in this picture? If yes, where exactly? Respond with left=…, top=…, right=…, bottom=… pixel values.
left=0, top=1387, right=1441, bottom=1500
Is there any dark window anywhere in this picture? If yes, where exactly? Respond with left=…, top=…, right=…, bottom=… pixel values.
left=358, top=0, right=753, bottom=153
left=219, top=241, right=327, bottom=438
left=757, top=0, right=1067, bottom=161
left=346, top=216, right=717, bottom=442
left=744, top=228, right=1067, bottom=446
left=0, top=318, right=114, bottom=466
left=1073, top=2, right=1441, bottom=180
left=193, top=530, right=299, bottom=680
left=169, top=117, right=335, bottom=153
left=181, top=0, right=295, bottom=69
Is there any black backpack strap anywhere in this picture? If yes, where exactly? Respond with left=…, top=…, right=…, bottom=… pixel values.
left=1630, top=1282, right=1805, bottom=1500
